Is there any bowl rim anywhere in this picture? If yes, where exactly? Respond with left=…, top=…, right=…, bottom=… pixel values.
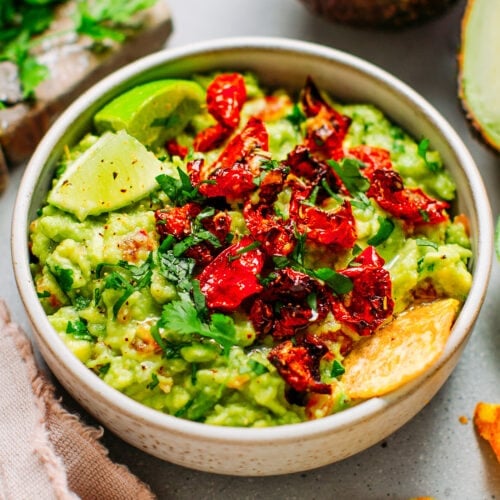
left=12, top=36, right=493, bottom=443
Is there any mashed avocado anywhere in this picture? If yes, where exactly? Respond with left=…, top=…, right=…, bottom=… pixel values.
left=29, top=73, right=472, bottom=427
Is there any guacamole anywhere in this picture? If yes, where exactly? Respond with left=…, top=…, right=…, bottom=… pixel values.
left=30, top=72, right=472, bottom=427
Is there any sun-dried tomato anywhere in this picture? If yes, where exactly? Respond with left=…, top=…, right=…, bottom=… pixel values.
left=250, top=268, right=329, bottom=338
left=301, top=77, right=351, bottom=157
left=206, top=73, right=247, bottom=129
left=367, top=169, right=449, bottom=225
left=193, top=123, right=232, bottom=153
left=165, top=139, right=189, bottom=159
left=285, top=145, right=328, bottom=186
left=331, top=246, right=394, bottom=336
left=193, top=117, right=269, bottom=200
left=257, top=166, right=288, bottom=205
left=346, top=145, right=393, bottom=179
left=155, top=202, right=201, bottom=240
left=268, top=334, right=331, bottom=394
left=198, top=236, right=265, bottom=311
left=296, top=200, right=357, bottom=250
left=243, top=201, right=296, bottom=257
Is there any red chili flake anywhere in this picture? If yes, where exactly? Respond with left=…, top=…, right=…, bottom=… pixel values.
left=300, top=77, right=351, bottom=157
left=198, top=236, right=265, bottom=311
left=155, top=202, right=201, bottom=240
left=206, top=73, right=247, bottom=129
left=243, top=201, right=296, bottom=257
left=268, top=334, right=331, bottom=394
left=367, top=169, right=449, bottom=225
left=331, top=246, right=394, bottom=336
left=165, top=139, right=188, bottom=159
left=296, top=200, right=357, bottom=250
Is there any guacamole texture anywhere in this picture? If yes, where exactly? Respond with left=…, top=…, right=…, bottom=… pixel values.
left=30, top=73, right=473, bottom=427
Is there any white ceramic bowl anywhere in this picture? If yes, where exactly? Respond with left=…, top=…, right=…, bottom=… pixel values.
left=12, top=37, right=493, bottom=476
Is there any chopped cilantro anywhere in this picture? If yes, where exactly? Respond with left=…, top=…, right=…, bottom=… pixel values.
left=157, top=295, right=238, bottom=356
left=156, top=167, right=203, bottom=206
left=95, top=254, right=153, bottom=317
left=286, top=103, right=306, bottom=129
left=158, top=249, right=195, bottom=292
left=418, top=138, right=440, bottom=172
left=415, top=238, right=439, bottom=251
left=66, top=318, right=94, bottom=342
left=147, top=372, right=159, bottom=390
left=367, top=217, right=395, bottom=246
left=248, top=359, right=269, bottom=375
left=328, top=158, right=370, bottom=195
left=419, top=209, right=430, bottom=222
left=228, top=240, right=261, bottom=262
left=331, top=360, right=345, bottom=378
left=312, top=267, right=353, bottom=295
left=98, top=363, right=110, bottom=375
left=51, top=265, right=74, bottom=292
left=74, top=295, right=91, bottom=311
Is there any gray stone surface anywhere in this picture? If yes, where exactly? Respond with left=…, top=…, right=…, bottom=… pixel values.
left=1, top=0, right=499, bottom=497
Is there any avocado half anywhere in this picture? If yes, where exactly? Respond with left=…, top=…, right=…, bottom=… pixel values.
left=297, top=0, right=458, bottom=28
left=459, top=0, right=500, bottom=151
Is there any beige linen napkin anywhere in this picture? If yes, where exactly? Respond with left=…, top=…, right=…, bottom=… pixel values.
left=0, top=299, right=156, bottom=500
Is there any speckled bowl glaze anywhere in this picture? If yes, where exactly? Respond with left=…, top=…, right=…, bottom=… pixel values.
left=12, top=37, right=492, bottom=476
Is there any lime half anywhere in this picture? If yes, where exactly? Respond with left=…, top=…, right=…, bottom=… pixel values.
left=48, top=130, right=173, bottom=221
left=94, top=79, right=205, bottom=147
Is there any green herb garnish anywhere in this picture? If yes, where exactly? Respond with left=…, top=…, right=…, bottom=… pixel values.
left=367, top=217, right=395, bottom=246
left=328, top=158, right=370, bottom=195
left=66, top=318, right=94, bottom=342
left=418, top=138, right=440, bottom=173
left=331, top=360, right=345, bottom=378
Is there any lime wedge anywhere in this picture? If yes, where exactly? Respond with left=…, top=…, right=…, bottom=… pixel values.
left=48, top=130, right=173, bottom=221
left=93, top=79, right=205, bottom=147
